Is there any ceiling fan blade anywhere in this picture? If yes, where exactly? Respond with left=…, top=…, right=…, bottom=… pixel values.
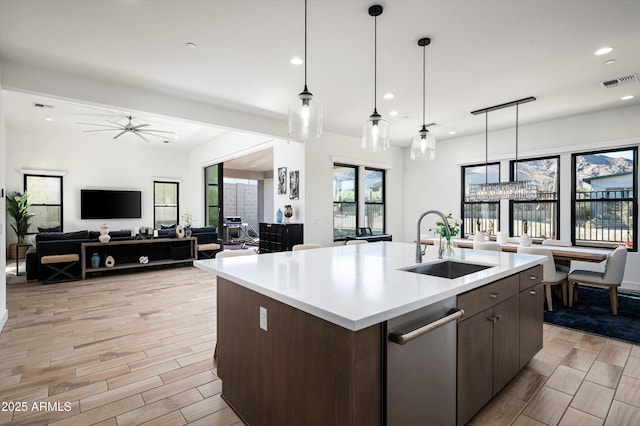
left=134, top=132, right=152, bottom=143
left=77, top=122, right=123, bottom=128
left=83, top=129, right=122, bottom=133
left=113, top=130, right=128, bottom=139
left=138, top=129, right=175, bottom=134
left=105, top=119, right=127, bottom=128
left=131, top=123, right=149, bottom=130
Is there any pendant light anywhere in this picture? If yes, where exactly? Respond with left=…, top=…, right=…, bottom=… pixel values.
left=410, top=37, right=436, bottom=161
left=468, top=97, right=538, bottom=201
left=288, top=0, right=322, bottom=141
left=362, top=4, right=389, bottom=152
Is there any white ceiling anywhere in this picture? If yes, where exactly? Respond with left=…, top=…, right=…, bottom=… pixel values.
left=1, top=0, right=639, bottom=150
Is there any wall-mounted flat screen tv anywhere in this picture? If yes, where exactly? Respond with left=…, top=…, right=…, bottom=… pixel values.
left=81, top=189, right=142, bottom=219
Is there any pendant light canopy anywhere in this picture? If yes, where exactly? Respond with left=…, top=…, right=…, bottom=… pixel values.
left=288, top=0, right=323, bottom=141
left=468, top=97, right=538, bottom=201
left=362, top=4, right=389, bottom=152
left=410, top=37, right=436, bottom=161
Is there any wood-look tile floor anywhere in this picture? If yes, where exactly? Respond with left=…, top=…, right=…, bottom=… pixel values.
left=1, top=266, right=639, bottom=425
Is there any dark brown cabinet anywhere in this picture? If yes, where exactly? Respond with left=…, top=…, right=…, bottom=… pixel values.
left=259, top=223, right=303, bottom=253
left=456, top=266, right=543, bottom=426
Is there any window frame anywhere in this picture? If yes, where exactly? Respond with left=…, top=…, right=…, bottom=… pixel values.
left=508, top=155, right=560, bottom=240
left=571, top=147, right=637, bottom=251
left=460, top=162, right=500, bottom=238
left=153, top=180, right=179, bottom=229
left=24, top=174, right=63, bottom=233
left=364, top=167, right=386, bottom=234
left=333, top=163, right=359, bottom=241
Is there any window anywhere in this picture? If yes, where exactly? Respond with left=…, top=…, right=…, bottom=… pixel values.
left=510, top=156, right=559, bottom=239
left=24, top=174, right=63, bottom=233
left=333, top=164, right=357, bottom=240
left=154, top=181, right=179, bottom=228
left=572, top=147, right=637, bottom=250
left=205, top=164, right=222, bottom=228
left=364, top=168, right=385, bottom=234
left=461, top=163, right=500, bottom=237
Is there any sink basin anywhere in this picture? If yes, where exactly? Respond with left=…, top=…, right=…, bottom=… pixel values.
left=402, top=260, right=493, bottom=279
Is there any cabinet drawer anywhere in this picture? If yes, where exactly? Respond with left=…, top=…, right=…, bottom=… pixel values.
left=519, top=265, right=543, bottom=291
left=457, top=274, right=518, bottom=319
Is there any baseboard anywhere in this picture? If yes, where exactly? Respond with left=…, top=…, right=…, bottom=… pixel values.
left=621, top=281, right=640, bottom=292
left=0, top=308, right=7, bottom=333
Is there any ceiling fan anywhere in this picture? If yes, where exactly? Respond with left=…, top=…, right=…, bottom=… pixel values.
left=78, top=116, right=175, bottom=142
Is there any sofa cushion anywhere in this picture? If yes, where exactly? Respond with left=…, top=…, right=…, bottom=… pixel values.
left=38, top=225, right=62, bottom=233
left=160, top=223, right=176, bottom=229
left=37, top=230, right=89, bottom=242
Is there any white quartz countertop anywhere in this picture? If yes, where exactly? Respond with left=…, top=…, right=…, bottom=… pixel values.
left=194, top=242, right=544, bottom=331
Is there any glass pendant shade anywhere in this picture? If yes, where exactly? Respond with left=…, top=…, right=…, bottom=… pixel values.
left=288, top=86, right=323, bottom=141
left=361, top=109, right=389, bottom=152
left=410, top=125, right=436, bottom=160
left=468, top=181, right=538, bottom=201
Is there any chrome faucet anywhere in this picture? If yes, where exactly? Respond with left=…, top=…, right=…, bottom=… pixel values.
left=416, top=210, right=452, bottom=263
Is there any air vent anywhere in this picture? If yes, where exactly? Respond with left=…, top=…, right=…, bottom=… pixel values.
left=601, top=74, right=638, bottom=89
left=33, top=102, right=54, bottom=109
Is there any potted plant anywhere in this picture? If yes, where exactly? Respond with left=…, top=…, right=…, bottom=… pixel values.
left=6, top=192, right=35, bottom=260
left=182, top=209, right=194, bottom=237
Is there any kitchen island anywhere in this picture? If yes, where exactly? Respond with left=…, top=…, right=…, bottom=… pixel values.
left=195, top=241, right=544, bottom=425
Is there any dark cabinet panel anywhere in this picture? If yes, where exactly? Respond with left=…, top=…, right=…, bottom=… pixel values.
left=259, top=223, right=303, bottom=253
left=519, top=282, right=544, bottom=369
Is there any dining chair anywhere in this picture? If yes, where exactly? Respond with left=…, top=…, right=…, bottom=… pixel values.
left=518, top=246, right=568, bottom=311
left=568, top=246, right=627, bottom=315
left=215, top=248, right=258, bottom=258
left=473, top=241, right=501, bottom=251
left=541, top=239, right=573, bottom=272
left=292, top=243, right=321, bottom=251
left=346, top=240, right=368, bottom=245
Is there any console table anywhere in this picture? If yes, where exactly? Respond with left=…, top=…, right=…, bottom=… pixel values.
left=80, top=237, right=196, bottom=279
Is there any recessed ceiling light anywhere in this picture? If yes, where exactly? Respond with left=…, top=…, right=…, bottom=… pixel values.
left=448, top=131, right=456, bottom=135
left=621, top=95, right=635, bottom=101
left=604, top=59, right=616, bottom=65
left=383, top=93, right=394, bottom=99
left=45, top=115, right=53, bottom=122
left=290, top=57, right=304, bottom=65
left=594, top=46, right=613, bottom=56
left=389, top=110, right=398, bottom=116
left=250, top=165, right=257, bottom=168
left=185, top=42, right=197, bottom=49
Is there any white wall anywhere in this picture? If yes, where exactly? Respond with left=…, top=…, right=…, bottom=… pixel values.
left=5, top=125, right=190, bottom=234
left=304, top=131, right=404, bottom=247
left=0, top=64, right=8, bottom=332
left=273, top=139, right=305, bottom=225
left=403, top=104, right=640, bottom=289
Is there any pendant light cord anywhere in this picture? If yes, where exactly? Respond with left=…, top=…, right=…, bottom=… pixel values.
left=373, top=14, right=377, bottom=111
left=304, top=0, right=308, bottom=88
left=515, top=102, right=519, bottom=182
left=422, top=44, right=426, bottom=126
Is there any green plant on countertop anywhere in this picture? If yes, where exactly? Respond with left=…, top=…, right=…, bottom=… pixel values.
left=7, top=191, right=35, bottom=244
left=429, top=213, right=461, bottom=241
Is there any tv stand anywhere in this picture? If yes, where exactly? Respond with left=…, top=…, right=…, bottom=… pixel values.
left=80, top=237, right=196, bottom=279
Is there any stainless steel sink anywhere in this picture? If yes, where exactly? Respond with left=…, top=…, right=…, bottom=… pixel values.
left=401, top=260, right=493, bottom=279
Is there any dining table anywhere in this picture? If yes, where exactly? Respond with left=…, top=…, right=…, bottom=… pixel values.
left=420, top=238, right=610, bottom=263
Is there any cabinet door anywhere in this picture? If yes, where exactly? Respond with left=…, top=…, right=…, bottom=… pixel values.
left=457, top=310, right=493, bottom=426
left=492, top=296, right=520, bottom=394
left=519, top=282, right=544, bottom=368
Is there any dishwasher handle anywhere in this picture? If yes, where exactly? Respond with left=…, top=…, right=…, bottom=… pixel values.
left=389, top=309, right=464, bottom=345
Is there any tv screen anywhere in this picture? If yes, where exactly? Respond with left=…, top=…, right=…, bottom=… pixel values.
left=81, top=189, right=142, bottom=219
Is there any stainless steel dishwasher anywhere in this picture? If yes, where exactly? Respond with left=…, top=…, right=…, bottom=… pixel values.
left=386, top=296, right=463, bottom=425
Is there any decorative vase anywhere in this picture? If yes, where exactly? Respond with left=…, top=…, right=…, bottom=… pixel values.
left=276, top=208, right=283, bottom=224
left=283, top=205, right=293, bottom=223
left=105, top=255, right=115, bottom=268
left=444, top=237, right=454, bottom=256
left=99, top=223, right=111, bottom=243
left=185, top=227, right=192, bottom=238
left=520, top=233, right=532, bottom=246
left=91, top=253, right=100, bottom=269
left=176, top=225, right=185, bottom=238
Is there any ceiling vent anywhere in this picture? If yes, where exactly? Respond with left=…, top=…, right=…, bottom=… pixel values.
left=33, top=102, right=53, bottom=109
left=601, top=74, right=638, bottom=89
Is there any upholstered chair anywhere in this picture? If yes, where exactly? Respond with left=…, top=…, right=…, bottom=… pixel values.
left=215, top=249, right=258, bottom=258
left=292, top=244, right=321, bottom=251
left=518, top=246, right=568, bottom=311
left=473, top=241, right=501, bottom=251
left=345, top=240, right=369, bottom=245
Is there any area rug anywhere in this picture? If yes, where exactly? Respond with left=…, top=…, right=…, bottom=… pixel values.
left=544, top=286, right=640, bottom=344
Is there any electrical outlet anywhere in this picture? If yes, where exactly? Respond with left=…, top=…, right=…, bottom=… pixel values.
left=259, top=306, right=268, bottom=331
